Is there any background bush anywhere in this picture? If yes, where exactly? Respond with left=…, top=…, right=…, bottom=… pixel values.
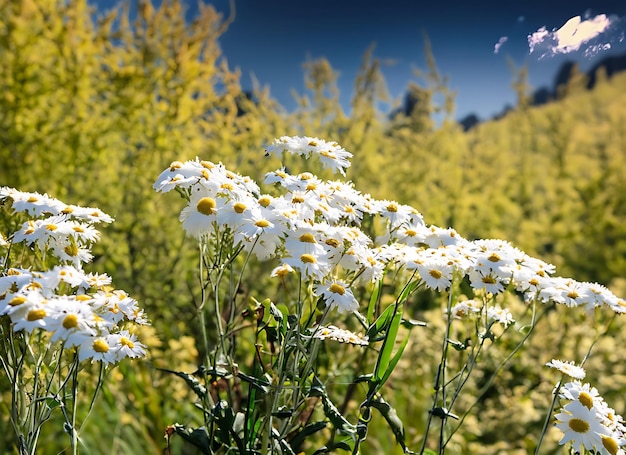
left=1, top=0, right=626, bottom=453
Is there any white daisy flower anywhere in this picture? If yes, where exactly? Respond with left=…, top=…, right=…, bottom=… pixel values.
left=547, top=360, right=586, bottom=380
left=313, top=280, right=359, bottom=314
left=555, top=400, right=610, bottom=453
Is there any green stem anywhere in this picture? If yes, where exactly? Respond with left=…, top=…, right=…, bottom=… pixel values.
left=445, top=301, right=547, bottom=446
left=536, top=379, right=563, bottom=454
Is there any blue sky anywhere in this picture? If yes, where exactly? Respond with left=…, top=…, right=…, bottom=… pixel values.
left=93, top=0, right=626, bottom=120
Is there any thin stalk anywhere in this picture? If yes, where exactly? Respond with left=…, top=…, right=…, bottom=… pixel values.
left=536, top=379, right=563, bottom=454
left=437, top=289, right=455, bottom=455
left=419, top=289, right=454, bottom=455
left=70, top=353, right=80, bottom=455
left=445, top=301, right=548, bottom=445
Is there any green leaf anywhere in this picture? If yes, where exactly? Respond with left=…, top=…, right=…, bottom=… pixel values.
left=370, top=395, right=407, bottom=450
left=275, top=303, right=289, bottom=337
left=213, top=401, right=246, bottom=453
left=290, top=421, right=327, bottom=452
left=366, top=303, right=395, bottom=340
left=171, top=424, right=211, bottom=454
left=310, top=379, right=356, bottom=435
left=157, top=367, right=207, bottom=400
left=373, top=306, right=403, bottom=383
left=45, top=396, right=63, bottom=411
left=367, top=280, right=383, bottom=323
left=397, top=279, right=420, bottom=305
left=401, top=318, right=427, bottom=329
left=238, top=371, right=271, bottom=394
left=378, top=332, right=409, bottom=387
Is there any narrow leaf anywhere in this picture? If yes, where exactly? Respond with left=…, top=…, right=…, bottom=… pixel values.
left=373, top=307, right=403, bottom=383
left=367, top=280, right=383, bottom=323
left=290, top=421, right=327, bottom=452
left=171, top=424, right=211, bottom=454
left=366, top=303, right=395, bottom=340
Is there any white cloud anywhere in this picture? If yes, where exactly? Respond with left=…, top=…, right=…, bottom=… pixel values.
left=528, top=14, right=614, bottom=57
left=494, top=36, right=508, bottom=54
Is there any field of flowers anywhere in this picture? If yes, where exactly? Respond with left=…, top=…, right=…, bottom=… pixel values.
left=2, top=1, right=626, bottom=454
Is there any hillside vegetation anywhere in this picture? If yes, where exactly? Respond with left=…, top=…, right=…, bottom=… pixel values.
left=1, top=1, right=626, bottom=453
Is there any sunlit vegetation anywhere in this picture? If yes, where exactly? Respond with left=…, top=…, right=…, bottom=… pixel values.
left=2, top=0, right=626, bottom=453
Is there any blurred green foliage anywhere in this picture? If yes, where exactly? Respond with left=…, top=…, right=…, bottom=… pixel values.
left=1, top=0, right=626, bottom=453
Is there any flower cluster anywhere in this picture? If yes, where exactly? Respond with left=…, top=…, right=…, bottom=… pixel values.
left=547, top=359, right=586, bottom=380
left=310, top=325, right=369, bottom=346
left=154, top=136, right=625, bottom=328
left=0, top=188, right=148, bottom=364
left=448, top=298, right=515, bottom=328
left=264, top=136, right=353, bottom=176
left=0, top=187, right=113, bottom=268
left=552, top=376, right=626, bottom=454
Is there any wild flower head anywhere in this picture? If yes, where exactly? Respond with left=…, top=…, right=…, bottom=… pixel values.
left=154, top=137, right=625, bottom=324
left=0, top=188, right=148, bottom=364
left=551, top=372, right=626, bottom=455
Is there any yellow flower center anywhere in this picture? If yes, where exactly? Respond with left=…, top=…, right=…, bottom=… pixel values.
left=46, top=224, right=58, bottom=231
left=567, top=290, right=579, bottom=299
left=27, top=309, right=47, bottom=321
left=120, top=337, right=135, bottom=349
left=255, top=219, right=270, bottom=228
left=488, top=253, right=501, bottom=262
left=308, top=140, right=318, bottom=146
left=299, top=233, right=316, bottom=243
left=482, top=275, right=497, bottom=285
left=27, top=196, right=39, bottom=203
left=325, top=238, right=340, bottom=248
left=602, top=435, right=619, bottom=455
left=273, top=266, right=292, bottom=277
left=64, top=244, right=79, bottom=257
left=169, top=161, right=183, bottom=171
left=93, top=339, right=109, bottom=353
left=300, top=254, right=316, bottom=264
left=76, top=294, right=91, bottom=301
left=233, top=202, right=247, bottom=214
left=429, top=269, right=443, bottom=279
left=328, top=283, right=346, bottom=295
left=320, top=150, right=336, bottom=159
left=405, top=229, right=417, bottom=237
left=221, top=182, right=234, bottom=191
left=386, top=203, right=398, bottom=213
left=578, top=392, right=594, bottom=410
left=196, top=197, right=217, bottom=215
left=9, top=296, right=27, bottom=306
left=292, top=195, right=304, bottom=204
left=568, top=417, right=590, bottom=433
left=200, top=161, right=214, bottom=169
left=258, top=196, right=271, bottom=207
left=63, top=314, right=79, bottom=329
